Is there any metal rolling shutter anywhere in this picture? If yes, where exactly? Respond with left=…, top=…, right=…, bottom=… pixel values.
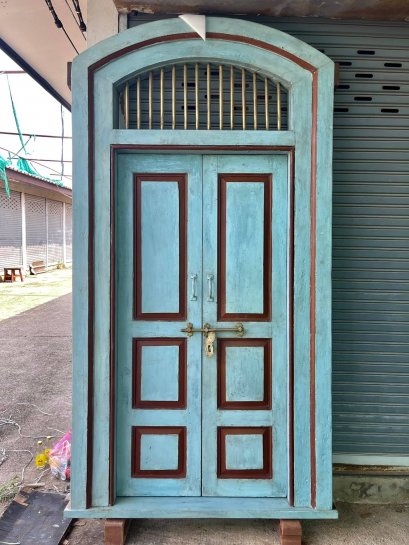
left=0, top=187, right=22, bottom=271
left=128, top=16, right=409, bottom=458
left=47, top=199, right=64, bottom=266
left=65, top=204, right=72, bottom=263
left=26, top=194, right=47, bottom=265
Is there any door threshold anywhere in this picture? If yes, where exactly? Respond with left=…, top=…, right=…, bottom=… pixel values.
left=66, top=497, right=338, bottom=519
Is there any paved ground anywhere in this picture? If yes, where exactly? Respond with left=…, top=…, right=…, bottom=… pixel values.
left=0, top=267, right=72, bottom=321
left=1, top=282, right=408, bottom=544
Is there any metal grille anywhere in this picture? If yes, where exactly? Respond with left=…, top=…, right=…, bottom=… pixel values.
left=47, top=199, right=63, bottom=266
left=129, top=15, right=409, bottom=459
left=0, top=187, right=22, bottom=271
left=65, top=204, right=72, bottom=263
left=117, top=62, right=287, bottom=130
left=25, top=194, right=47, bottom=265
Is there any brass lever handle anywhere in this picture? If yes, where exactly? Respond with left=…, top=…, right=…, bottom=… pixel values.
left=181, top=322, right=244, bottom=338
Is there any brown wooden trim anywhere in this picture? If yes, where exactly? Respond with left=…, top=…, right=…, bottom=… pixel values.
left=131, top=426, right=187, bottom=478
left=132, top=338, right=187, bottom=409
left=112, top=145, right=294, bottom=152
left=133, top=173, right=187, bottom=321
left=88, top=25, right=318, bottom=506
left=217, top=426, right=272, bottom=479
left=105, top=519, right=131, bottom=545
left=217, top=338, right=272, bottom=410
left=218, top=173, right=272, bottom=322
left=279, top=520, right=302, bottom=545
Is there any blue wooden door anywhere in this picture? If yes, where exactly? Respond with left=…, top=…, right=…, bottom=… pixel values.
left=115, top=153, right=288, bottom=499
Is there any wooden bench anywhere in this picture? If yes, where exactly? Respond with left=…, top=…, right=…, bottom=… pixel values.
left=3, top=266, right=24, bottom=283
left=29, top=260, right=47, bottom=275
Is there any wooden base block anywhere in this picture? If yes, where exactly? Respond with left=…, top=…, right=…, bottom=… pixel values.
left=105, top=519, right=130, bottom=545
left=279, top=519, right=302, bottom=545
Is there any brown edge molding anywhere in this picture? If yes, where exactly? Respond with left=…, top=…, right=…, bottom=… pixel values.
left=131, top=426, right=187, bottom=478
left=133, top=173, right=187, bottom=321
left=132, top=338, right=187, bottom=409
left=217, top=338, right=272, bottom=410
left=217, top=426, right=273, bottom=479
left=86, top=29, right=317, bottom=508
left=218, top=173, right=272, bottom=322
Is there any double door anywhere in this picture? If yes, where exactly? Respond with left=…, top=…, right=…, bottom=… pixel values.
left=116, top=154, right=289, bottom=499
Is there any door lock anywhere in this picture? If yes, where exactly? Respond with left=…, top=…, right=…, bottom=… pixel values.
left=205, top=331, right=216, bottom=358
left=180, top=322, right=245, bottom=337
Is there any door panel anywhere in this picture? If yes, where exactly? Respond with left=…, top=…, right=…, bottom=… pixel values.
left=202, top=155, right=288, bottom=497
left=116, top=154, right=202, bottom=497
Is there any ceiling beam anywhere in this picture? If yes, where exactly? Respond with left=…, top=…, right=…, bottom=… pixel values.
left=113, top=0, right=409, bottom=22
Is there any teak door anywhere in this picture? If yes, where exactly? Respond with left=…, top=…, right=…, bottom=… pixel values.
left=116, top=153, right=289, bottom=499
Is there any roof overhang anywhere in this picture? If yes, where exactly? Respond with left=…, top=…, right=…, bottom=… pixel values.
left=0, top=0, right=87, bottom=111
left=114, top=0, right=409, bottom=21
left=6, top=167, right=72, bottom=204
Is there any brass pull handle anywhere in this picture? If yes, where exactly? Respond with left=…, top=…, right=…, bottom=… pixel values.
left=181, top=322, right=245, bottom=338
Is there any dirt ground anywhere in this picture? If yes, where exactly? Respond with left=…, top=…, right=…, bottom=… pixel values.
left=0, top=277, right=408, bottom=545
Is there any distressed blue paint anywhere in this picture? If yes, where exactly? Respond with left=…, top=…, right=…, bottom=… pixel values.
left=141, top=180, right=180, bottom=314
left=140, top=434, right=179, bottom=470
left=225, top=435, right=264, bottom=470
left=71, top=15, right=334, bottom=518
left=226, top=347, right=265, bottom=402
left=140, top=345, right=179, bottom=401
left=202, top=155, right=288, bottom=499
left=116, top=154, right=202, bottom=498
left=225, top=182, right=264, bottom=315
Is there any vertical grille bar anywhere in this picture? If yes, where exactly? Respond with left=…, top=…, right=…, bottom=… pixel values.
left=207, top=63, right=211, bottom=130
left=195, top=63, right=199, bottom=130
left=264, top=77, right=269, bottom=130
left=124, top=82, right=129, bottom=129
left=242, top=69, right=246, bottom=130
left=172, top=65, right=176, bottom=130
left=277, top=82, right=281, bottom=131
left=136, top=77, right=141, bottom=129
left=230, top=66, right=234, bottom=130
left=160, top=68, right=164, bottom=130
left=148, top=71, right=153, bottom=129
left=253, top=72, right=258, bottom=130
left=184, top=64, right=188, bottom=130
left=219, top=65, right=223, bottom=130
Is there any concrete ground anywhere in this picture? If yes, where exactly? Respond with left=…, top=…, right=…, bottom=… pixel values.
left=1, top=277, right=408, bottom=544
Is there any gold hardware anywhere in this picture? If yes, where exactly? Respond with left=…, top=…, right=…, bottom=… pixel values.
left=205, top=331, right=216, bottom=358
left=124, top=82, right=129, bottom=129
left=136, top=76, right=141, bottom=129
left=241, top=69, right=246, bottom=130
left=264, top=77, right=269, bottom=130
left=181, top=322, right=245, bottom=338
left=148, top=71, right=153, bottom=129
left=277, top=82, right=281, bottom=131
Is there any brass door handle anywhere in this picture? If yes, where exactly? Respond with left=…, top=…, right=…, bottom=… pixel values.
left=180, top=322, right=245, bottom=338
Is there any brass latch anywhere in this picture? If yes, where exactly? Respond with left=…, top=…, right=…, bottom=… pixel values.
left=180, top=322, right=245, bottom=338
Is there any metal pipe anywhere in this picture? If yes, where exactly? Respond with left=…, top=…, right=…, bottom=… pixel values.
left=219, top=65, right=223, bottom=130
left=148, top=71, right=153, bottom=129
left=195, top=63, right=199, bottom=130
left=264, top=77, right=269, bottom=130
left=277, top=82, right=281, bottom=130
left=136, top=76, right=141, bottom=129
left=253, top=72, right=257, bottom=130
left=207, top=63, right=211, bottom=130
left=184, top=64, right=188, bottom=130
left=242, top=69, right=246, bottom=130
left=160, top=68, right=164, bottom=129
left=230, top=65, right=234, bottom=130
left=172, top=65, right=176, bottom=130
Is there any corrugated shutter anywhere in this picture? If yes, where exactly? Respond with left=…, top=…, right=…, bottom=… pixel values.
left=128, top=16, right=409, bottom=458
left=0, top=187, right=22, bottom=271
left=47, top=199, right=63, bottom=266
left=26, top=194, right=47, bottom=265
left=65, top=204, right=72, bottom=263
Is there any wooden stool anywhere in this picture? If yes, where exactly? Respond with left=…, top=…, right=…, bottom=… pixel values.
left=4, top=267, right=24, bottom=283
left=279, top=520, right=302, bottom=545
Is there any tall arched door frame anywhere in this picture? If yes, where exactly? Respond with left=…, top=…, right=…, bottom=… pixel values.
left=70, top=16, right=335, bottom=520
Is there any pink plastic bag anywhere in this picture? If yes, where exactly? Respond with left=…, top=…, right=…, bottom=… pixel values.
left=49, top=430, right=71, bottom=481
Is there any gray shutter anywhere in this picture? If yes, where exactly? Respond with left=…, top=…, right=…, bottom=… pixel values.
left=47, top=199, right=63, bottom=266
left=65, top=204, right=72, bottom=263
left=128, top=15, right=409, bottom=458
left=0, top=187, right=22, bottom=271
left=26, top=194, right=47, bottom=265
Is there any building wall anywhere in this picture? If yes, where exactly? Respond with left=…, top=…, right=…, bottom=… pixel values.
left=0, top=186, right=72, bottom=272
left=128, top=14, right=409, bottom=463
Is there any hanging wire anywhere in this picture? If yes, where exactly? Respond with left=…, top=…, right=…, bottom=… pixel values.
left=44, top=0, right=79, bottom=55
left=64, top=0, right=86, bottom=40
